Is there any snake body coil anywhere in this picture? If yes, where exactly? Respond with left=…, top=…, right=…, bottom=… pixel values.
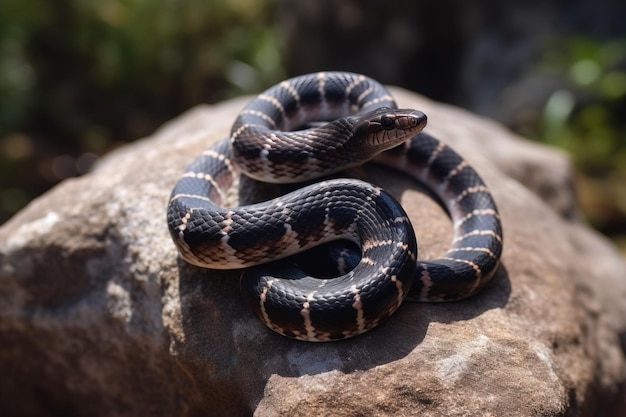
left=167, top=72, right=503, bottom=341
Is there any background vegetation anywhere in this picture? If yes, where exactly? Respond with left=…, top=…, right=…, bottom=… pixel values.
left=0, top=0, right=284, bottom=216
left=0, top=0, right=624, bottom=252
left=536, top=37, right=626, bottom=250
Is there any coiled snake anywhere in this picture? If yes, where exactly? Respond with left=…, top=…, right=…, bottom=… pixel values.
left=167, top=72, right=503, bottom=341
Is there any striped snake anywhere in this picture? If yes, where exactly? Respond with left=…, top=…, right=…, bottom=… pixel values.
left=167, top=72, right=503, bottom=342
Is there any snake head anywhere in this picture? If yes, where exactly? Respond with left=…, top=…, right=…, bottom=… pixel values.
left=351, top=107, right=427, bottom=152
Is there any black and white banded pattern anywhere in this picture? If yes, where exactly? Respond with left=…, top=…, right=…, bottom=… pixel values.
left=167, top=71, right=503, bottom=341
left=375, top=132, right=503, bottom=302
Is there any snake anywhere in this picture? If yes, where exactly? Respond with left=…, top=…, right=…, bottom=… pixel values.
left=167, top=71, right=503, bottom=342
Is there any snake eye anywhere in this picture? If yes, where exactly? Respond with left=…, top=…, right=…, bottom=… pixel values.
left=380, top=116, right=395, bottom=130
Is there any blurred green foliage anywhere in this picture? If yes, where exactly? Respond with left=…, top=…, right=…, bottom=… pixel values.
left=540, top=37, right=626, bottom=171
left=537, top=37, right=626, bottom=249
left=0, top=0, right=284, bottom=220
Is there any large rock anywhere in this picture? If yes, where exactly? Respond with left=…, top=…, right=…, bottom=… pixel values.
left=1, top=87, right=625, bottom=416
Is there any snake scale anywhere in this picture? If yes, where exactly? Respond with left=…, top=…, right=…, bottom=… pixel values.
left=167, top=71, right=503, bottom=342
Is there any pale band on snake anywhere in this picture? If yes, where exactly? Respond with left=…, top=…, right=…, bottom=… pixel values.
left=167, top=71, right=503, bottom=342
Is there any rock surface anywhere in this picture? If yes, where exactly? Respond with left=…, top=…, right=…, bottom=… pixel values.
left=1, top=87, right=625, bottom=416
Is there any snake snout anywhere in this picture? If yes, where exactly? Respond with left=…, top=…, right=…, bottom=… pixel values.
left=397, top=109, right=427, bottom=131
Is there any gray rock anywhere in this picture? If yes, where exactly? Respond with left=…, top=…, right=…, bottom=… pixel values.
left=1, top=88, right=625, bottom=416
